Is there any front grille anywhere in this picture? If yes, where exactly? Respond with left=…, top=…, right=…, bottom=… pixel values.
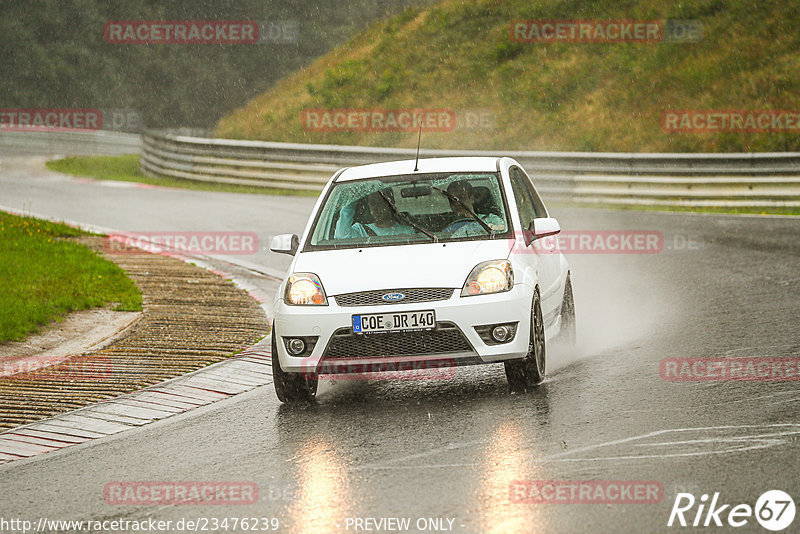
left=334, top=288, right=454, bottom=307
left=322, top=322, right=474, bottom=358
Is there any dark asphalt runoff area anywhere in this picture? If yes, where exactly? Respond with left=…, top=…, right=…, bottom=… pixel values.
left=1, top=157, right=799, bottom=533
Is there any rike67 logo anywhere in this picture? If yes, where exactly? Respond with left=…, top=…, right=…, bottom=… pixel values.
left=668, top=490, right=795, bottom=531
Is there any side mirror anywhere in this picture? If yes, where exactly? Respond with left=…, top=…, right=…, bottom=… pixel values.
left=522, top=217, right=561, bottom=246
left=533, top=217, right=561, bottom=239
left=270, top=234, right=300, bottom=256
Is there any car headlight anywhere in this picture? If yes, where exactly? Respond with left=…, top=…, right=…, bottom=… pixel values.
left=461, top=260, right=514, bottom=297
left=285, top=273, right=328, bottom=305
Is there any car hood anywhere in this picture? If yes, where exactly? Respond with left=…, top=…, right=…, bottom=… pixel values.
left=294, top=240, right=512, bottom=295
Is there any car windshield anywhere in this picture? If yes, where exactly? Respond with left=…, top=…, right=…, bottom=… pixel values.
left=307, top=172, right=511, bottom=250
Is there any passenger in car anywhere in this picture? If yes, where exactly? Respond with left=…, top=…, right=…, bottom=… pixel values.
left=334, top=189, right=414, bottom=239
left=443, top=180, right=505, bottom=235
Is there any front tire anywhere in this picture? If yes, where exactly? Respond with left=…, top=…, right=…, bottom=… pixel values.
left=271, top=324, right=317, bottom=403
left=504, top=288, right=546, bottom=392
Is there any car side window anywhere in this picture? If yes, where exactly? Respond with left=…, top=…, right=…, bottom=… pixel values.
left=509, top=167, right=538, bottom=230
left=513, top=167, right=548, bottom=218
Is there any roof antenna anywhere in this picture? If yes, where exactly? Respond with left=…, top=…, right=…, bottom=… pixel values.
left=413, top=121, right=422, bottom=172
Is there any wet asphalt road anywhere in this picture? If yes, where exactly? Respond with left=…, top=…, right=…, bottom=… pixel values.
left=1, top=158, right=799, bottom=533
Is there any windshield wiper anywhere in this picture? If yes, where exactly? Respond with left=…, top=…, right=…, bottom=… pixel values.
left=376, top=189, right=438, bottom=243
left=431, top=185, right=495, bottom=238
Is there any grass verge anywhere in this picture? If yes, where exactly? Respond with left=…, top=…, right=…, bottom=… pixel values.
left=46, top=155, right=320, bottom=197
left=0, top=212, right=142, bottom=342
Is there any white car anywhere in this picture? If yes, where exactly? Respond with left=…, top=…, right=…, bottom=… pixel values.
left=269, top=157, right=575, bottom=402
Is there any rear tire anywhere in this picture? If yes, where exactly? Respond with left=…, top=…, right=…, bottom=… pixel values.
left=505, top=288, right=546, bottom=392
left=271, top=324, right=318, bottom=403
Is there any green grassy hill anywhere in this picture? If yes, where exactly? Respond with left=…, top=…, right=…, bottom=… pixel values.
left=215, top=0, right=800, bottom=152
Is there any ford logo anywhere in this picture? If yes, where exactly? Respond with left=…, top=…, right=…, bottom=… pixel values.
left=382, top=292, right=405, bottom=302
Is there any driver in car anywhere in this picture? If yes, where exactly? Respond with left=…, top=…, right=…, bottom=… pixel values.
left=334, top=188, right=414, bottom=239
left=443, top=180, right=505, bottom=235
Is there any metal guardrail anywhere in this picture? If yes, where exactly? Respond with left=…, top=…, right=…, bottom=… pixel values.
left=141, top=129, right=800, bottom=207
left=0, top=130, right=140, bottom=156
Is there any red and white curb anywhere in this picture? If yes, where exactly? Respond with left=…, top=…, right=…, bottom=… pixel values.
left=0, top=342, right=273, bottom=464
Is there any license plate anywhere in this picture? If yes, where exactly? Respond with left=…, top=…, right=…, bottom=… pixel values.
left=352, top=310, right=436, bottom=334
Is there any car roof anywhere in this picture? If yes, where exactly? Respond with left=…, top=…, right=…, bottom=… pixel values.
left=335, top=157, right=502, bottom=182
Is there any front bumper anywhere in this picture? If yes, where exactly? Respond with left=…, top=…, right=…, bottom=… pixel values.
left=273, top=285, right=533, bottom=374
